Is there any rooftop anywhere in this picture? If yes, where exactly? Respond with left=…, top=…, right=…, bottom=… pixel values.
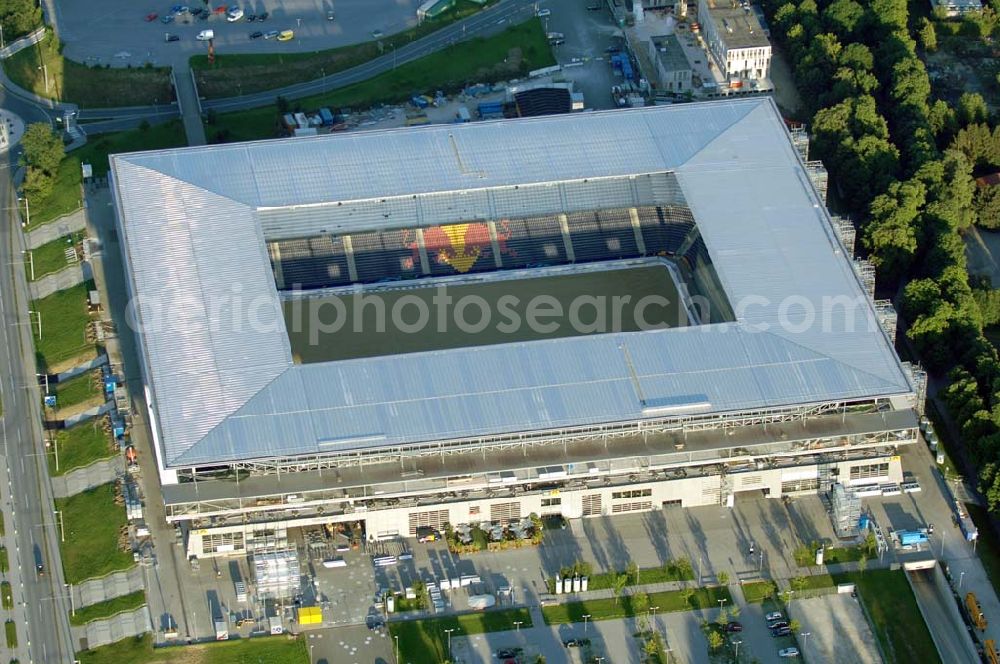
left=110, top=98, right=912, bottom=471
left=702, top=0, right=771, bottom=50
left=651, top=34, right=691, bottom=73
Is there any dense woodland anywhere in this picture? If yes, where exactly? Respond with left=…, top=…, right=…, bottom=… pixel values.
left=758, top=0, right=1000, bottom=506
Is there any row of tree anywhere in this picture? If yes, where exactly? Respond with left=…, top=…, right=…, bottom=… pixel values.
left=19, top=122, right=63, bottom=204
left=761, top=0, right=1000, bottom=509
left=0, top=0, right=41, bottom=42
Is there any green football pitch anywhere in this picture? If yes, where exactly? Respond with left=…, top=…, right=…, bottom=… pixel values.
left=284, top=262, right=688, bottom=363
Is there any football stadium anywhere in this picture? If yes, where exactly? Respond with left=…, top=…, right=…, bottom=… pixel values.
left=110, top=98, right=923, bottom=559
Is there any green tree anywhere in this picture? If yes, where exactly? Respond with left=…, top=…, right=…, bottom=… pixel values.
left=976, top=186, right=1000, bottom=229
left=707, top=630, right=725, bottom=651
left=857, top=555, right=868, bottom=575
left=917, top=17, right=937, bottom=51
left=958, top=92, right=990, bottom=127
left=680, top=586, right=695, bottom=608
left=717, top=570, right=730, bottom=586
left=823, top=0, right=865, bottom=37
left=791, top=576, right=807, bottom=592
left=612, top=572, right=628, bottom=606
left=717, top=606, right=730, bottom=626
left=627, top=560, right=640, bottom=586
left=633, top=590, right=650, bottom=624
left=0, top=0, right=42, bottom=40
left=20, top=122, right=64, bottom=179
left=674, top=557, right=694, bottom=580
left=789, top=618, right=801, bottom=633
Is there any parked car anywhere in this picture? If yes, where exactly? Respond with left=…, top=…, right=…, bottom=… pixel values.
left=765, top=611, right=784, bottom=622
left=327, top=10, right=336, bottom=20
left=144, top=12, right=158, bottom=21
left=277, top=29, right=294, bottom=41
left=249, top=30, right=263, bottom=39
left=768, top=620, right=789, bottom=630
left=174, top=5, right=190, bottom=15
left=496, top=649, right=517, bottom=658
left=771, top=627, right=792, bottom=637
left=537, top=8, right=551, bottom=16
left=550, top=38, right=565, bottom=45
left=416, top=526, right=439, bottom=543
left=372, top=29, right=384, bottom=39
left=160, top=14, right=174, bottom=23
left=190, top=7, right=204, bottom=17
left=165, top=33, right=180, bottom=42
left=263, top=30, right=279, bottom=39
left=257, top=11, right=269, bottom=20
left=725, top=621, right=743, bottom=633
left=227, top=7, right=244, bottom=21
left=563, top=639, right=584, bottom=647
left=779, top=647, right=800, bottom=658
left=196, top=29, right=215, bottom=40
left=246, top=13, right=256, bottom=21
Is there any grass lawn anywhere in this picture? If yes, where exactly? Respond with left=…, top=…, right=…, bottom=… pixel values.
left=4, top=620, right=15, bottom=648
left=0, top=546, right=7, bottom=573
left=4, top=32, right=173, bottom=107
left=832, top=569, right=941, bottom=664
left=192, top=0, right=494, bottom=98
left=49, top=419, right=114, bottom=476
left=50, top=369, right=103, bottom=410
left=566, top=562, right=694, bottom=592
left=55, top=482, right=133, bottom=584
left=70, top=591, right=145, bottom=626
left=26, top=151, right=84, bottom=227
left=741, top=580, right=777, bottom=603
left=791, top=573, right=836, bottom=591
left=208, top=19, right=554, bottom=143
left=78, top=633, right=308, bottom=664
left=31, top=281, right=96, bottom=372
left=389, top=608, right=532, bottom=664
left=822, top=546, right=874, bottom=564
left=965, top=502, right=1000, bottom=599
left=541, top=586, right=733, bottom=625
left=27, top=233, right=81, bottom=281
left=28, top=120, right=188, bottom=227
left=1, top=581, right=11, bottom=609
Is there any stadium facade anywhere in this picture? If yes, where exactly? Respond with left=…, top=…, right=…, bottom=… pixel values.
left=110, top=98, right=922, bottom=559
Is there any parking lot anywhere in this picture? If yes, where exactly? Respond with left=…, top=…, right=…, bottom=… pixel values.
left=53, top=0, right=425, bottom=66
left=789, top=594, right=880, bottom=664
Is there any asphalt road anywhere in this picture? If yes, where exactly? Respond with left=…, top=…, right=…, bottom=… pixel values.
left=203, top=0, right=540, bottom=112
left=0, top=160, right=76, bottom=662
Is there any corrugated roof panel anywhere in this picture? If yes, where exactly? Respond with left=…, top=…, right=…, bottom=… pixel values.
left=111, top=99, right=914, bottom=468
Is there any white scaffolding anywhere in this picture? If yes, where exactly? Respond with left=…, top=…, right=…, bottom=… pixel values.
left=902, top=362, right=928, bottom=415
left=832, top=215, right=856, bottom=255
left=874, top=300, right=898, bottom=342
left=831, top=482, right=861, bottom=539
left=805, top=161, right=828, bottom=203
left=253, top=549, right=301, bottom=600
left=853, top=258, right=876, bottom=297
left=789, top=124, right=809, bottom=161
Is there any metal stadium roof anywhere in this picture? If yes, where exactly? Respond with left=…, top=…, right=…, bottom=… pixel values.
left=110, top=98, right=913, bottom=469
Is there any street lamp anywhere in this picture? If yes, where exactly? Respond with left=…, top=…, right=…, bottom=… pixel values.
left=733, top=639, right=742, bottom=659
left=959, top=571, right=966, bottom=589
left=395, top=634, right=399, bottom=664
left=23, top=250, right=33, bottom=280
left=28, top=310, right=41, bottom=338
left=582, top=613, right=591, bottom=633
left=309, top=644, right=314, bottom=662
left=718, top=598, right=727, bottom=610
left=513, top=620, right=523, bottom=632
left=444, top=627, right=456, bottom=656
left=801, top=631, right=811, bottom=653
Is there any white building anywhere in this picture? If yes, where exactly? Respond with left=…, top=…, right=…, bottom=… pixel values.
left=649, top=34, right=693, bottom=94
left=109, top=99, right=919, bottom=559
left=698, top=0, right=772, bottom=84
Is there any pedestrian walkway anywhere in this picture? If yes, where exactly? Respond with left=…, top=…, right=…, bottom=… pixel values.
left=72, top=565, right=144, bottom=609
left=50, top=455, right=123, bottom=499
left=24, top=209, right=86, bottom=250
left=172, top=66, right=206, bottom=146
left=61, top=400, right=113, bottom=428
left=70, top=605, right=151, bottom=649
left=28, top=262, right=84, bottom=299
left=56, top=353, right=108, bottom=383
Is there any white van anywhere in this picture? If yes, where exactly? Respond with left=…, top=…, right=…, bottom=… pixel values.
left=196, top=30, right=214, bottom=41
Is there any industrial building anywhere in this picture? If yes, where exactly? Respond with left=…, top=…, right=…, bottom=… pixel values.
left=698, top=0, right=772, bottom=84
left=648, top=34, right=693, bottom=94
left=110, top=98, right=921, bottom=560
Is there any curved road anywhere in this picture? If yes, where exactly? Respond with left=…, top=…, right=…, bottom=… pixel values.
left=46, top=0, right=536, bottom=133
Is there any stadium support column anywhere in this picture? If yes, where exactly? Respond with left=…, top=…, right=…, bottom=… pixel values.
left=268, top=242, right=286, bottom=290
left=628, top=208, right=647, bottom=254
left=414, top=228, right=432, bottom=275
left=487, top=221, right=504, bottom=268
left=342, top=235, right=360, bottom=282
left=558, top=214, right=576, bottom=262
